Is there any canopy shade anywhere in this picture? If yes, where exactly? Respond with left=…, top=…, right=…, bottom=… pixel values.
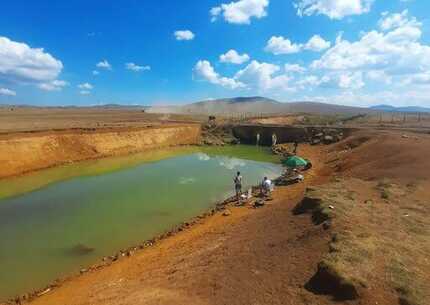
left=283, top=156, right=308, bottom=168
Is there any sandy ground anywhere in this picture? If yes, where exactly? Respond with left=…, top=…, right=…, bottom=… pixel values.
left=0, top=107, right=207, bottom=133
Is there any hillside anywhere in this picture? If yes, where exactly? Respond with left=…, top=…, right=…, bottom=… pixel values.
left=147, top=97, right=370, bottom=116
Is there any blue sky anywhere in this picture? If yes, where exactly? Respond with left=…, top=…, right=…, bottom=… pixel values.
left=0, top=0, right=429, bottom=107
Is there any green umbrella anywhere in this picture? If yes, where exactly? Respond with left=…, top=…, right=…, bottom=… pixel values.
left=283, top=156, right=308, bottom=168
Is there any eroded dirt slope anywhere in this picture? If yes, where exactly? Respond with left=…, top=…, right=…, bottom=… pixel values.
left=0, top=125, right=201, bottom=178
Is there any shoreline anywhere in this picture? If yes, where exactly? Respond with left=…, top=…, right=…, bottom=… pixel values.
left=2, top=178, right=284, bottom=305
left=0, top=145, right=287, bottom=304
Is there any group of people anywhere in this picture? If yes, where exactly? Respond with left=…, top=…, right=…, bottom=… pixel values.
left=233, top=171, right=273, bottom=203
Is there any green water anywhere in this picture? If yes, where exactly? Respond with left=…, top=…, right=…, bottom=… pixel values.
left=0, top=145, right=282, bottom=300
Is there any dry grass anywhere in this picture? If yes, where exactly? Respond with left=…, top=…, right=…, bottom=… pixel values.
left=296, top=178, right=430, bottom=304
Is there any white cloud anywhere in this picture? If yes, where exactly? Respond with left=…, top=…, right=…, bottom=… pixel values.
left=235, top=60, right=293, bottom=91
left=174, top=30, right=195, bottom=41
left=92, top=70, right=99, bottom=75
left=96, top=60, right=112, bottom=70
left=338, top=72, right=364, bottom=89
left=402, top=72, right=430, bottom=85
left=219, top=49, right=250, bottom=64
left=285, top=63, right=306, bottom=73
left=378, top=10, right=421, bottom=31
left=295, top=0, right=374, bottom=20
left=79, top=90, right=91, bottom=95
left=304, top=35, right=331, bottom=51
left=0, top=88, right=16, bottom=96
left=193, top=60, right=244, bottom=89
left=38, top=80, right=68, bottom=91
left=366, top=70, right=392, bottom=84
left=0, top=36, right=63, bottom=86
left=265, top=36, right=302, bottom=55
left=125, top=62, right=151, bottom=72
left=265, top=35, right=330, bottom=54
left=296, top=75, right=328, bottom=88
left=78, top=82, right=93, bottom=90
left=311, top=17, right=429, bottom=77
left=211, top=0, right=269, bottom=24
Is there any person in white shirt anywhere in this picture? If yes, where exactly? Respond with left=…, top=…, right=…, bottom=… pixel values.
left=262, top=177, right=272, bottom=195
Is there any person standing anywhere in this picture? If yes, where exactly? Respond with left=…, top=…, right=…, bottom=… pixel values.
left=293, top=140, right=299, bottom=154
left=272, top=133, right=277, bottom=146
left=256, top=133, right=260, bottom=146
left=261, top=177, right=272, bottom=195
left=234, top=171, right=243, bottom=200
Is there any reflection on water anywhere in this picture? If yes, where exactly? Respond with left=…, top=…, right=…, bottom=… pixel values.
left=0, top=145, right=282, bottom=300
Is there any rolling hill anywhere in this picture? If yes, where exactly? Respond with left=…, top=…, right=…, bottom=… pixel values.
left=147, top=97, right=371, bottom=115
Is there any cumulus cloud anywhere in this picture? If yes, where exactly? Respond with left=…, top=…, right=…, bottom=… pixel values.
left=304, top=35, right=331, bottom=51
left=378, top=10, right=421, bottom=31
left=265, top=35, right=330, bottom=55
left=96, top=60, right=112, bottom=70
left=193, top=60, right=245, bottom=89
left=402, top=72, right=430, bottom=85
left=174, top=30, right=195, bottom=41
left=211, top=0, right=269, bottom=24
left=78, top=83, right=93, bottom=90
left=311, top=14, right=430, bottom=77
left=235, top=60, right=293, bottom=91
left=338, top=72, right=364, bottom=89
left=366, top=70, right=392, bottom=84
left=0, top=88, right=16, bottom=96
left=79, top=90, right=91, bottom=95
left=295, top=0, right=374, bottom=20
left=284, top=63, right=306, bottom=73
left=38, top=80, right=68, bottom=91
left=0, top=36, right=63, bottom=89
left=219, top=49, right=250, bottom=64
left=265, top=36, right=302, bottom=55
left=92, top=70, right=99, bottom=75
left=125, top=62, right=151, bottom=72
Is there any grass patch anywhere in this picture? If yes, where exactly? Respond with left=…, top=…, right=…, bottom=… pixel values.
left=388, top=258, right=424, bottom=305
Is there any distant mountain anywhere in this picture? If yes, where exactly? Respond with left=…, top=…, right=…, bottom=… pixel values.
left=147, top=96, right=370, bottom=115
left=370, top=104, right=430, bottom=113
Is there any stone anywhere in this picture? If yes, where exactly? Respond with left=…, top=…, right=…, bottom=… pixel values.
left=323, top=135, right=334, bottom=144
left=223, top=210, right=232, bottom=216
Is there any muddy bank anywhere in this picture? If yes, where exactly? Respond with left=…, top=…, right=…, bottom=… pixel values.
left=3, top=144, right=329, bottom=305
left=0, top=124, right=201, bottom=179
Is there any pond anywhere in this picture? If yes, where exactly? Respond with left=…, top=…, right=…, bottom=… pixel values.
left=0, top=145, right=283, bottom=300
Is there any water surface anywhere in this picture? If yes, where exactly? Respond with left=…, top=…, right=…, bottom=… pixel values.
left=0, top=145, right=282, bottom=300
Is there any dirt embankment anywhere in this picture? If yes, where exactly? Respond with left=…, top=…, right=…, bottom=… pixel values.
left=294, top=130, right=430, bottom=305
left=0, top=124, right=201, bottom=179
left=4, top=128, right=430, bottom=305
